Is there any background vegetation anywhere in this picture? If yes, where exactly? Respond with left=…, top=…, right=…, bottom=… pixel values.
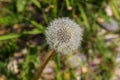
left=0, top=0, right=120, bottom=80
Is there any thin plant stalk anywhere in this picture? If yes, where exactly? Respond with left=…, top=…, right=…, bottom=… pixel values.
left=33, top=49, right=54, bottom=80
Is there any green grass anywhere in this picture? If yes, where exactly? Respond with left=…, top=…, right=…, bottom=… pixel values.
left=0, top=0, right=120, bottom=80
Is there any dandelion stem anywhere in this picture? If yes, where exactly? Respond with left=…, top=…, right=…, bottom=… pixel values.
left=33, top=49, right=54, bottom=80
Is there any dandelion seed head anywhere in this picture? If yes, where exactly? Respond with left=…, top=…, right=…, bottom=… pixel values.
left=45, top=17, right=83, bottom=54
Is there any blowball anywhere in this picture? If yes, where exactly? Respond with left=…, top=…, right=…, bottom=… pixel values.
left=45, top=18, right=83, bottom=54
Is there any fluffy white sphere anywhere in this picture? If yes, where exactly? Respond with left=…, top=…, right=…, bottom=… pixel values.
left=45, top=17, right=83, bottom=54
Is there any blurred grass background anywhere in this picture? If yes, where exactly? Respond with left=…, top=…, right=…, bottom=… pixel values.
left=0, top=0, right=120, bottom=80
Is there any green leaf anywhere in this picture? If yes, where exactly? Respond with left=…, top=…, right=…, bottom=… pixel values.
left=0, top=33, right=21, bottom=41
left=31, top=0, right=41, bottom=8
left=17, top=0, right=27, bottom=12
left=0, top=15, right=19, bottom=25
left=23, top=28, right=43, bottom=34
left=0, top=29, right=43, bottom=41
left=31, top=20, right=45, bottom=31
left=78, top=5, right=90, bottom=31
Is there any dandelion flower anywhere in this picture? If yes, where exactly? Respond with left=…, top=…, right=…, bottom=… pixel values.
left=45, top=17, right=83, bottom=54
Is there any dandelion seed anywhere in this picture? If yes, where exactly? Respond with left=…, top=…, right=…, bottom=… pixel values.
left=45, top=17, right=83, bottom=54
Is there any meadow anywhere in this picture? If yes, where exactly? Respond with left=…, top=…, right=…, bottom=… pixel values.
left=0, top=0, right=120, bottom=80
